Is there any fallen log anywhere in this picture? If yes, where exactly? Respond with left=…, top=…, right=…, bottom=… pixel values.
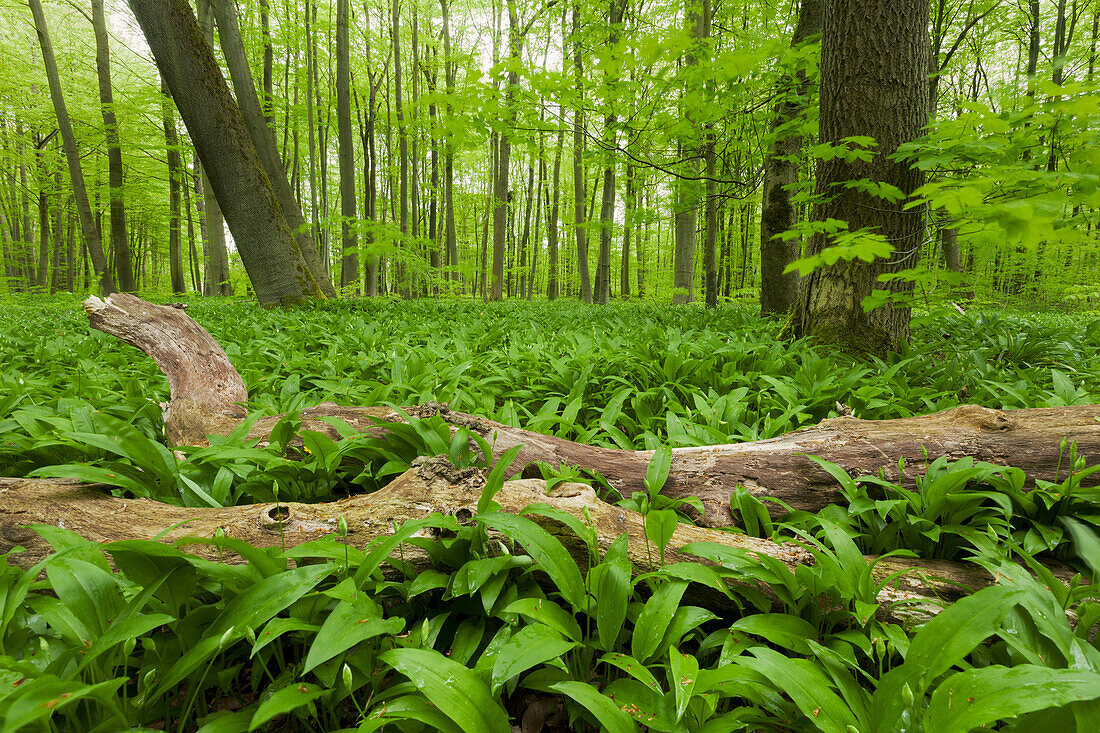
left=0, top=459, right=1027, bottom=628
left=0, top=293, right=1089, bottom=627
left=84, top=293, right=1100, bottom=527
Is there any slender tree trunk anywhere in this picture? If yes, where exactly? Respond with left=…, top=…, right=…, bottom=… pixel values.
left=35, top=144, right=49, bottom=290
left=92, top=0, right=134, bottom=293
left=760, top=0, right=821, bottom=315
left=259, top=0, right=274, bottom=131
left=184, top=167, right=201, bottom=292
left=29, top=0, right=114, bottom=294
left=546, top=127, right=563, bottom=300
left=130, top=0, right=322, bottom=305
left=703, top=136, right=719, bottom=308
left=361, top=2, right=381, bottom=297
left=336, top=0, right=358, bottom=292
left=161, top=79, right=185, bottom=294
left=393, top=0, right=410, bottom=297
left=594, top=0, right=627, bottom=304
left=571, top=4, right=591, bottom=302
left=441, top=0, right=458, bottom=289
left=790, top=0, right=930, bottom=354
left=195, top=0, right=231, bottom=296
left=491, top=1, right=520, bottom=301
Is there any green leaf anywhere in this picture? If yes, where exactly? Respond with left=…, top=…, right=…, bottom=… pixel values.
left=738, top=647, right=859, bottom=733
left=491, top=624, right=579, bottom=694
left=644, top=509, right=678, bottom=564
left=212, top=563, right=332, bottom=635
left=730, top=614, right=819, bottom=655
left=548, top=680, right=638, bottom=733
left=669, top=646, right=699, bottom=722
left=249, top=682, right=326, bottom=730
left=632, top=581, right=688, bottom=662
left=588, top=558, right=631, bottom=650
left=302, top=594, right=404, bottom=673
left=925, top=665, right=1100, bottom=731
left=871, top=583, right=1027, bottom=729
left=644, top=445, right=672, bottom=498
left=480, top=512, right=586, bottom=610
left=502, top=597, right=582, bottom=642
left=2, top=676, right=126, bottom=730
left=380, top=648, right=511, bottom=733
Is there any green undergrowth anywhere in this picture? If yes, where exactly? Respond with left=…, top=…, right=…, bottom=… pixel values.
left=2, top=457, right=1099, bottom=731
left=2, top=295, right=1100, bottom=730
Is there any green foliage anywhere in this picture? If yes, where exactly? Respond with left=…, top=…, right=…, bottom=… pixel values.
left=3, top=297, right=1100, bottom=729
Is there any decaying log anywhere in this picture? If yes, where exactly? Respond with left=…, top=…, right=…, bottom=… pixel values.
left=0, top=293, right=1090, bottom=627
left=0, top=459, right=1040, bottom=627
left=85, top=294, right=1100, bottom=527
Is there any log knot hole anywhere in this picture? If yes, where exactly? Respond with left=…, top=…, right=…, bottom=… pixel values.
left=949, top=405, right=1016, bottom=432
left=261, top=505, right=292, bottom=529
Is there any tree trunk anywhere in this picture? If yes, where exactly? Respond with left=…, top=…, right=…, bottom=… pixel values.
left=3, top=293, right=1091, bottom=629
left=571, top=3, right=591, bottom=303
left=92, top=0, right=134, bottom=293
left=441, top=0, right=459, bottom=291
left=28, top=0, right=115, bottom=295
left=492, top=1, right=520, bottom=301
left=790, top=0, right=929, bottom=354
left=759, top=0, right=821, bottom=316
left=546, top=127, right=564, bottom=300
left=336, top=0, right=358, bottom=293
left=35, top=143, right=49, bottom=290
left=129, top=0, right=321, bottom=305
left=161, top=79, right=186, bottom=295
left=211, top=0, right=336, bottom=298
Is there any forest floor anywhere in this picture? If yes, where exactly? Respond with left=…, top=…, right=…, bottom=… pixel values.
left=2, top=294, right=1100, bottom=731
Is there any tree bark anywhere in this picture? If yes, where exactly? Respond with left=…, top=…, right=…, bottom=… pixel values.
left=759, top=0, right=821, bottom=316
left=0, top=462, right=1031, bottom=628
left=92, top=0, right=135, bottom=293
left=210, top=0, right=336, bottom=297
left=571, top=3, right=591, bottom=303
left=336, top=0, right=358, bottom=293
left=29, top=0, right=115, bottom=295
left=161, top=79, right=185, bottom=295
left=128, top=0, right=321, bottom=305
left=790, top=0, right=929, bottom=354
left=79, top=294, right=1100, bottom=532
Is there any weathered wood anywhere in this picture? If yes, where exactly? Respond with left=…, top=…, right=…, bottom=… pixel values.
left=0, top=460, right=1032, bottom=627
left=82, top=294, right=1100, bottom=527
left=0, top=293, right=1090, bottom=627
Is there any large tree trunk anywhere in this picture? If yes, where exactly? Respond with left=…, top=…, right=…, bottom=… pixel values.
left=129, top=0, right=321, bottom=305
left=3, top=293, right=1093, bottom=628
left=790, top=0, right=929, bottom=353
left=759, top=0, right=821, bottom=316
left=210, top=0, right=336, bottom=297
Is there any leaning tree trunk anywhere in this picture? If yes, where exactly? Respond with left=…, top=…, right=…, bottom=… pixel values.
left=128, top=0, right=322, bottom=305
left=29, top=0, right=115, bottom=295
left=210, top=0, right=336, bottom=297
left=1, top=293, right=1094, bottom=628
left=790, top=0, right=930, bottom=354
